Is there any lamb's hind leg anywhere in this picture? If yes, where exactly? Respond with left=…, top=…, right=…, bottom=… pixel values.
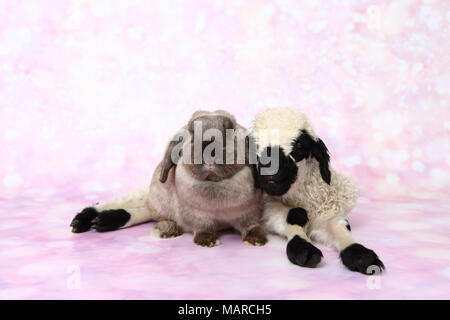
left=71, top=188, right=152, bottom=233
left=71, top=207, right=98, bottom=233
left=326, top=217, right=385, bottom=275
left=93, top=206, right=151, bottom=232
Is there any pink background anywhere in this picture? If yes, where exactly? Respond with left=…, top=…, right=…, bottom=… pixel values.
left=0, top=0, right=449, bottom=299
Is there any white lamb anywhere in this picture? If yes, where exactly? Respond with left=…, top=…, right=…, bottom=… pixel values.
left=251, top=108, right=384, bottom=274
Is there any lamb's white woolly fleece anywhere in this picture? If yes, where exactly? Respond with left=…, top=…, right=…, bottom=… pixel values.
left=95, top=187, right=150, bottom=228
left=252, top=107, right=317, bottom=155
left=252, top=108, right=360, bottom=249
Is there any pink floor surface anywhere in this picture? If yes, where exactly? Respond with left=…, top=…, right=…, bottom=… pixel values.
left=1, top=0, right=450, bottom=299
left=1, top=192, right=449, bottom=299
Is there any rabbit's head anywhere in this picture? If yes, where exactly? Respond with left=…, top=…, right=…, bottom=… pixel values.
left=159, top=110, right=251, bottom=182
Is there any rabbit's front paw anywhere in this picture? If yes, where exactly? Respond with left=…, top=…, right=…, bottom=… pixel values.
left=152, top=220, right=183, bottom=238
left=194, top=231, right=220, bottom=247
left=243, top=225, right=267, bottom=246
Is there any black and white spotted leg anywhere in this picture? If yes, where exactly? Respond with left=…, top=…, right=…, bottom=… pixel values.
left=92, top=209, right=131, bottom=232
left=71, top=207, right=98, bottom=233
left=328, top=217, right=385, bottom=275
left=71, top=207, right=131, bottom=233
left=286, top=208, right=323, bottom=268
left=70, top=188, right=154, bottom=233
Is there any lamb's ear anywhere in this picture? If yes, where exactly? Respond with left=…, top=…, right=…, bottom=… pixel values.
left=291, top=131, right=331, bottom=184
left=311, top=138, right=331, bottom=185
left=159, top=133, right=186, bottom=183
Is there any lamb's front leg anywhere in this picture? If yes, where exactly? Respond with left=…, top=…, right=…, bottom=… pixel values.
left=327, top=217, right=385, bottom=275
left=264, top=200, right=323, bottom=267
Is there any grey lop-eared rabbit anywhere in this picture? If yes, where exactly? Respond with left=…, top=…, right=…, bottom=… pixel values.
left=70, top=110, right=267, bottom=247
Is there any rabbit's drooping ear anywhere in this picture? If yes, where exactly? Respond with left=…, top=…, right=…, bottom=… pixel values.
left=291, top=130, right=331, bottom=185
left=159, top=134, right=185, bottom=183
left=311, top=138, right=331, bottom=185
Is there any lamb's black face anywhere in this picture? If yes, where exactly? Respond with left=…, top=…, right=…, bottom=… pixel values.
left=256, top=130, right=331, bottom=196
left=257, top=146, right=298, bottom=196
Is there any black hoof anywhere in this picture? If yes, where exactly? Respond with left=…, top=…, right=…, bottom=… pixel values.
left=340, top=243, right=385, bottom=275
left=286, top=236, right=323, bottom=268
left=71, top=207, right=98, bottom=233
left=92, top=209, right=131, bottom=232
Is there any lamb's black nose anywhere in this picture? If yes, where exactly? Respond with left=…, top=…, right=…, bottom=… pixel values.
left=257, top=145, right=298, bottom=195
